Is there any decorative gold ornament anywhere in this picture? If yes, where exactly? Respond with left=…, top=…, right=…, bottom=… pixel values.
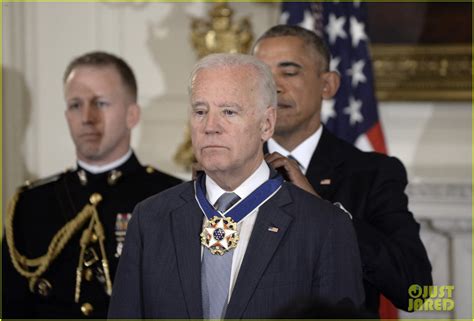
left=77, top=170, right=87, bottom=186
left=174, top=3, right=254, bottom=169
left=107, top=169, right=122, bottom=185
left=190, top=3, right=253, bottom=59
left=371, top=44, right=472, bottom=101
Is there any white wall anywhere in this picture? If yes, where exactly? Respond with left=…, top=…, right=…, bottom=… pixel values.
left=381, top=101, right=471, bottom=182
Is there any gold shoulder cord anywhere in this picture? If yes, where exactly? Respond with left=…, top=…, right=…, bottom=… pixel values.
left=75, top=193, right=113, bottom=302
left=6, top=191, right=113, bottom=301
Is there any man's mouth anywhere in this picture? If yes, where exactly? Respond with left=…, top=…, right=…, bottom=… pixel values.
left=277, top=101, right=293, bottom=109
left=80, top=132, right=101, bottom=139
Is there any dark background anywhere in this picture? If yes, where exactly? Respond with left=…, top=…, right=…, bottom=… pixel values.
left=367, top=2, right=471, bottom=44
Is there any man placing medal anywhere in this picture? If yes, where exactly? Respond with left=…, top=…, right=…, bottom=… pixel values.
left=109, top=53, right=365, bottom=319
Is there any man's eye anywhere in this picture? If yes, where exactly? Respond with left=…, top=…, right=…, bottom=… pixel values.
left=68, top=102, right=80, bottom=110
left=96, top=101, right=109, bottom=108
left=283, top=71, right=298, bottom=77
left=194, top=109, right=206, bottom=116
left=223, top=109, right=237, bottom=116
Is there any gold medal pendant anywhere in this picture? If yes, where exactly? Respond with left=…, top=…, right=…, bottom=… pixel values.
left=200, top=216, right=239, bottom=255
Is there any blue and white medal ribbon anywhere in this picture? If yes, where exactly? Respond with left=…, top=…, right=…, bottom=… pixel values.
left=195, top=173, right=284, bottom=255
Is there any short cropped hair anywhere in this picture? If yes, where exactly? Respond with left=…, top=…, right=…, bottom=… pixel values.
left=63, top=51, right=138, bottom=103
left=189, top=53, right=277, bottom=110
left=253, top=25, right=331, bottom=72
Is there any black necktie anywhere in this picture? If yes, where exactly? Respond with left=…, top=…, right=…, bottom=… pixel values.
left=287, top=154, right=303, bottom=170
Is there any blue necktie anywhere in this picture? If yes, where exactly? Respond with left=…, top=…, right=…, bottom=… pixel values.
left=201, top=192, right=241, bottom=319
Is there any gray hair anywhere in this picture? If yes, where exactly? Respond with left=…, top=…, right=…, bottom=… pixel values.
left=188, top=53, right=277, bottom=110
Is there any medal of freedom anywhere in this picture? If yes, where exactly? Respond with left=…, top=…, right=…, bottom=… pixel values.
left=195, top=172, right=284, bottom=256
left=200, top=216, right=239, bottom=255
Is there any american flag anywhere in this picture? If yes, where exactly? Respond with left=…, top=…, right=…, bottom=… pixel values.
left=280, top=1, right=395, bottom=318
left=280, top=1, right=387, bottom=154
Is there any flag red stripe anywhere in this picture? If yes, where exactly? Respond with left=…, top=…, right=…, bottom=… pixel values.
left=379, top=294, right=399, bottom=319
left=367, top=122, right=387, bottom=154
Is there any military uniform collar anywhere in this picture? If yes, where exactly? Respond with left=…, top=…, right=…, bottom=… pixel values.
left=77, top=149, right=133, bottom=174
left=75, top=151, right=142, bottom=186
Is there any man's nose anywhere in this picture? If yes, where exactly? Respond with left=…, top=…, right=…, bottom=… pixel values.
left=274, top=77, right=284, bottom=94
left=82, top=104, right=98, bottom=123
left=204, top=111, right=221, bottom=134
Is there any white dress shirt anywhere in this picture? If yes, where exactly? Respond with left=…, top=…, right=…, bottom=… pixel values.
left=267, top=126, right=322, bottom=174
left=203, top=160, right=270, bottom=300
left=268, top=127, right=353, bottom=220
left=77, top=149, right=132, bottom=174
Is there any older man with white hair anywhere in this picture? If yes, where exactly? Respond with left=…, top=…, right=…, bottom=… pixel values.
left=108, top=53, right=365, bottom=319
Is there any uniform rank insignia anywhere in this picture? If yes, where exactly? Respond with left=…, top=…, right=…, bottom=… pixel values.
left=115, top=213, right=132, bottom=257
left=195, top=172, right=283, bottom=256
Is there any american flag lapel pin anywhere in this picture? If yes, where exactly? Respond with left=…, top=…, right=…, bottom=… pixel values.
left=320, top=178, right=331, bottom=185
left=268, top=226, right=279, bottom=233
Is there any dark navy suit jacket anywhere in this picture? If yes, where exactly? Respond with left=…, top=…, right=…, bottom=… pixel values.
left=108, top=177, right=365, bottom=319
left=266, top=127, right=432, bottom=315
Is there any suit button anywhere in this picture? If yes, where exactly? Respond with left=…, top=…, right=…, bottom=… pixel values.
left=89, top=193, right=102, bottom=205
left=81, top=302, right=94, bottom=316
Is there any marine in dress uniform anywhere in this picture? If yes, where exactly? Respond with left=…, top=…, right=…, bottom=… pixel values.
left=2, top=152, right=181, bottom=318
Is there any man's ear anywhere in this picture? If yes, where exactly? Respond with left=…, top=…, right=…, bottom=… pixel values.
left=126, top=103, right=140, bottom=129
left=321, top=71, right=340, bottom=99
left=261, top=106, right=276, bottom=142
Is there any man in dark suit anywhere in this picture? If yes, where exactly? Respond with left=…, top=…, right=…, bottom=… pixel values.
left=252, top=25, right=432, bottom=316
left=2, top=51, right=181, bottom=318
left=108, top=53, right=365, bottom=319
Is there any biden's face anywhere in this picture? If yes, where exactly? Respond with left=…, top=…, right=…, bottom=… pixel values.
left=190, top=65, right=274, bottom=183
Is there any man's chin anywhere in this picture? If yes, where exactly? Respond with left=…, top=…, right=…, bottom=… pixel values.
left=274, top=123, right=295, bottom=137
left=199, top=158, right=230, bottom=174
left=200, top=164, right=225, bottom=174
left=77, top=148, right=103, bottom=162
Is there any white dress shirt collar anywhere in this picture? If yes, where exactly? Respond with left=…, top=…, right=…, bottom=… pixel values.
left=267, top=126, right=322, bottom=174
left=77, top=149, right=132, bottom=174
left=205, top=160, right=270, bottom=205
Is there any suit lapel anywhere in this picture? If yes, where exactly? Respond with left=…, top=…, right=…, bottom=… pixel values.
left=306, top=128, right=345, bottom=200
left=225, top=185, right=293, bottom=318
left=171, top=185, right=204, bottom=318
